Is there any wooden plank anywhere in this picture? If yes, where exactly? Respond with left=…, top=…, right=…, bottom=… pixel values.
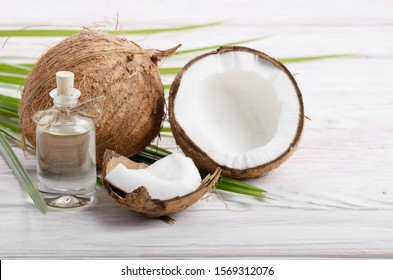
left=1, top=0, right=393, bottom=259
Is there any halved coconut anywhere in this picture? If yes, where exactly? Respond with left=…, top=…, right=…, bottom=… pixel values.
left=169, top=46, right=304, bottom=179
left=101, top=150, right=221, bottom=217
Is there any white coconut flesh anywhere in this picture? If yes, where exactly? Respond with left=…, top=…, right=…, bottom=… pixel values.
left=105, top=153, right=202, bottom=200
left=174, top=51, right=302, bottom=169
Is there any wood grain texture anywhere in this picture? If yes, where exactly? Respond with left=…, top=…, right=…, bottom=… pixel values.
left=1, top=0, right=393, bottom=259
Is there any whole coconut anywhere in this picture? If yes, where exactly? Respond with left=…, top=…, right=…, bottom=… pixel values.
left=19, top=30, right=180, bottom=168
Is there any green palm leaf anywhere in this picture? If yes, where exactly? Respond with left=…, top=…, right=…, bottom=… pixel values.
left=0, top=63, right=32, bottom=75
left=0, top=132, right=47, bottom=214
left=279, top=54, right=353, bottom=63
left=0, top=22, right=223, bottom=37
left=175, top=36, right=269, bottom=55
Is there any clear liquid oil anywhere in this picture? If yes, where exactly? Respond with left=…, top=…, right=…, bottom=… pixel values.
left=36, top=117, right=96, bottom=208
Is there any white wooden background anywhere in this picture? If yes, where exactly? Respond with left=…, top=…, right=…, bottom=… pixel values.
left=1, top=0, right=393, bottom=259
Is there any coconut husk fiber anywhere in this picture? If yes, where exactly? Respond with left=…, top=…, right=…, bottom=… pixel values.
left=20, top=30, right=180, bottom=168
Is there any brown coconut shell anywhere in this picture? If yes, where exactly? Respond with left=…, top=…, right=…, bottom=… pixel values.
left=19, top=30, right=180, bottom=168
left=101, top=150, right=221, bottom=217
left=169, top=46, right=304, bottom=179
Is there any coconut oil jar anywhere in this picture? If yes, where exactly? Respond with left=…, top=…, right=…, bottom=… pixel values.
left=35, top=71, right=97, bottom=208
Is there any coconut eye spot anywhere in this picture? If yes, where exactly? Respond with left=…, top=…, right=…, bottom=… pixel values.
left=174, top=51, right=301, bottom=170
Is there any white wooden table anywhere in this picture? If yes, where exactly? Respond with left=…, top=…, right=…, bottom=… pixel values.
left=1, top=0, right=393, bottom=259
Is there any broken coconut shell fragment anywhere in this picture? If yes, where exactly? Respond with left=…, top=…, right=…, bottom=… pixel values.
left=169, top=46, right=304, bottom=179
left=101, top=150, right=221, bottom=217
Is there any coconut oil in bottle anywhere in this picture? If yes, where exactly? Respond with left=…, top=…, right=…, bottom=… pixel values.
left=36, top=71, right=96, bottom=208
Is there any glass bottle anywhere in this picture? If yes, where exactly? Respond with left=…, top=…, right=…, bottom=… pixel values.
left=36, top=71, right=96, bottom=208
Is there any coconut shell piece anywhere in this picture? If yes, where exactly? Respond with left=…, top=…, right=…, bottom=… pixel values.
left=101, top=150, right=221, bottom=217
left=169, top=46, right=304, bottom=179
